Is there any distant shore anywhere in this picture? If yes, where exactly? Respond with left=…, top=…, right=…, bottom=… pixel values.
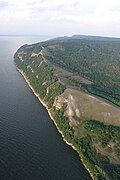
left=15, top=65, right=93, bottom=180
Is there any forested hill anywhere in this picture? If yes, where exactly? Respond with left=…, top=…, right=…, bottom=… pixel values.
left=53, top=34, right=120, bottom=41
left=14, top=35, right=120, bottom=179
left=42, top=37, right=120, bottom=106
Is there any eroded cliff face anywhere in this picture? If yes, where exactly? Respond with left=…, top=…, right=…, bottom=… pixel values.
left=54, top=93, right=80, bottom=129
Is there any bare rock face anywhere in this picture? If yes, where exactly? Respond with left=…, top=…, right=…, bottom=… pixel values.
left=54, top=95, right=67, bottom=109
left=54, top=92, right=80, bottom=129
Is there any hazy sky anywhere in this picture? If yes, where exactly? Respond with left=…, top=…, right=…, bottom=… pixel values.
left=0, top=0, right=120, bottom=37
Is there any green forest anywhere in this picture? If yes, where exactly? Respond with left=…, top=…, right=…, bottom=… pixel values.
left=42, top=38, right=120, bottom=106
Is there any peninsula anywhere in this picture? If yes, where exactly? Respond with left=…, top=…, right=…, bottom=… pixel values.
left=14, top=35, right=120, bottom=179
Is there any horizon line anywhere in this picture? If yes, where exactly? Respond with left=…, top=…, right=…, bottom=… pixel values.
left=0, top=34, right=120, bottom=39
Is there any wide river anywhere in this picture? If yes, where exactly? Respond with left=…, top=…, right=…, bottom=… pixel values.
left=0, top=36, right=91, bottom=180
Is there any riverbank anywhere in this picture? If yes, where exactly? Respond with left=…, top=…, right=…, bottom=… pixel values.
left=15, top=65, right=94, bottom=180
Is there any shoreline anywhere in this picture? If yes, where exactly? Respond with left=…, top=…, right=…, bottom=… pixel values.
left=16, top=66, right=94, bottom=180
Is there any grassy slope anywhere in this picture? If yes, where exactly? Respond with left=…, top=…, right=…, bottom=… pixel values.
left=14, top=37, right=120, bottom=179
left=61, top=88, right=120, bottom=126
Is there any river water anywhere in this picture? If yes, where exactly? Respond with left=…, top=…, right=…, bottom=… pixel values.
left=0, top=36, right=91, bottom=180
